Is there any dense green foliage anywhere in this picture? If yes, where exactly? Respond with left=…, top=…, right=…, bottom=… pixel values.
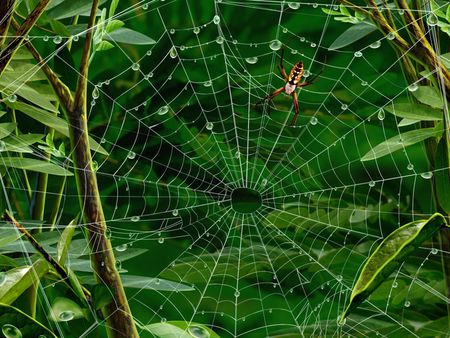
left=0, top=1, right=449, bottom=337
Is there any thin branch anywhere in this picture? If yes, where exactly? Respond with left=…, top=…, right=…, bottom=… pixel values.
left=73, top=0, right=99, bottom=113
left=0, top=0, right=51, bottom=75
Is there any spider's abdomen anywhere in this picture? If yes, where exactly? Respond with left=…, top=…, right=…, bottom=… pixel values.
left=288, top=61, right=304, bottom=85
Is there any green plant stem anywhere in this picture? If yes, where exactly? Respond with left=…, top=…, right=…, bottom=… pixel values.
left=10, top=108, right=32, bottom=201
left=48, top=176, right=66, bottom=230
left=0, top=0, right=51, bottom=75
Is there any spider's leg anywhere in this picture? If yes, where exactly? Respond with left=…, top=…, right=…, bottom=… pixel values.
left=297, top=68, right=324, bottom=88
left=277, top=48, right=289, bottom=81
left=290, top=91, right=300, bottom=126
left=256, top=86, right=285, bottom=106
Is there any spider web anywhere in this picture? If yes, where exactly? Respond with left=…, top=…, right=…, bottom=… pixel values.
left=1, top=0, right=450, bottom=337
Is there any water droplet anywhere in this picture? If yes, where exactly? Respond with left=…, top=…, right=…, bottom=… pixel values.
left=420, top=171, right=433, bottom=179
left=158, top=237, right=164, bottom=244
left=216, top=36, right=224, bottom=44
left=312, top=3, right=318, bottom=8
left=282, top=28, right=288, bottom=33
left=407, top=163, right=414, bottom=170
left=354, top=51, right=363, bottom=57
left=369, top=181, right=375, bottom=187
left=303, top=69, right=311, bottom=78
left=431, top=248, right=438, bottom=255
left=213, top=15, right=220, bottom=24
left=53, top=36, right=62, bottom=44
left=155, top=278, right=160, bottom=285
left=387, top=32, right=396, bottom=40
left=73, top=35, right=79, bottom=42
left=115, top=259, right=122, bottom=269
left=310, top=42, right=317, bottom=48
left=172, top=209, right=179, bottom=216
left=245, top=56, right=258, bottom=64
left=206, top=122, right=213, bottom=130
left=142, top=3, right=149, bottom=10
left=188, top=325, right=210, bottom=338
left=161, top=317, right=167, bottom=323
left=392, top=281, right=398, bottom=288
left=105, top=228, right=112, bottom=239
left=299, top=37, right=305, bottom=42
left=310, top=116, right=318, bottom=125
left=377, top=108, right=385, bottom=120
left=131, top=63, right=140, bottom=71
left=2, top=324, right=22, bottom=338
left=43, top=35, right=49, bottom=41
left=131, top=215, right=140, bottom=222
left=261, top=178, right=268, bottom=186
left=337, top=275, right=343, bottom=282
left=407, top=83, right=418, bottom=92
left=169, top=28, right=175, bottom=34
left=288, top=2, right=300, bottom=9
left=116, top=244, right=128, bottom=252
left=169, top=46, right=177, bottom=58
left=7, top=94, right=17, bottom=102
left=361, top=81, right=368, bottom=86
left=193, top=27, right=200, bottom=34
left=269, top=39, right=282, bottom=51
left=369, top=40, right=381, bottom=49
left=234, top=290, right=240, bottom=297
left=235, top=151, right=240, bottom=159
left=91, top=86, right=99, bottom=99
left=157, top=105, right=169, bottom=115
left=127, top=151, right=136, bottom=160
left=404, top=300, right=411, bottom=307
left=203, top=80, right=212, bottom=87
left=341, top=104, right=348, bottom=110
left=58, top=310, right=75, bottom=322
left=427, top=13, right=438, bottom=26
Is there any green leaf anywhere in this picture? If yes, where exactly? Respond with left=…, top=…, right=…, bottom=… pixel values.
left=105, top=28, right=156, bottom=45
left=12, top=101, right=109, bottom=155
left=341, top=213, right=448, bottom=321
left=49, top=297, right=85, bottom=322
left=321, top=8, right=341, bottom=16
left=328, top=22, right=376, bottom=50
left=109, top=0, right=120, bottom=17
left=79, top=274, right=195, bottom=291
left=411, top=86, right=444, bottom=109
left=106, top=19, right=125, bottom=33
left=0, top=157, right=73, bottom=176
left=91, top=284, right=113, bottom=310
left=0, top=123, right=16, bottom=139
left=435, top=137, right=450, bottom=213
left=46, top=0, right=108, bottom=20
left=140, top=321, right=220, bottom=338
left=3, top=133, right=44, bottom=153
left=0, top=259, right=49, bottom=305
left=57, top=217, right=78, bottom=265
left=67, top=269, right=89, bottom=306
left=0, top=227, right=22, bottom=249
left=398, top=118, right=419, bottom=127
left=340, top=4, right=350, bottom=16
left=50, top=20, right=71, bottom=37
left=0, top=304, right=57, bottom=337
left=384, top=102, right=443, bottom=121
left=361, top=127, right=443, bottom=161
left=96, top=40, right=115, bottom=51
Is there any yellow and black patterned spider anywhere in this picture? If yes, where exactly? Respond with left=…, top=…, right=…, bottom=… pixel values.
left=259, top=48, right=322, bottom=126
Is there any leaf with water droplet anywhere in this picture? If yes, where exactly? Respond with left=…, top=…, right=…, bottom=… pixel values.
left=328, top=22, right=376, bottom=50
left=0, top=304, right=57, bottom=337
left=341, top=213, right=448, bottom=320
left=361, top=126, right=443, bottom=161
left=139, top=321, right=219, bottom=338
left=50, top=297, right=84, bottom=322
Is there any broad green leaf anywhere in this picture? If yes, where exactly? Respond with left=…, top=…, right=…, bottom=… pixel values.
left=106, top=19, right=124, bottom=33
left=57, top=217, right=78, bottom=265
left=0, top=304, right=57, bottom=337
left=49, top=297, right=85, bottom=322
left=0, top=157, right=73, bottom=176
left=398, top=118, right=419, bottom=127
left=96, top=40, right=115, bottom=51
left=0, top=123, right=16, bottom=139
left=47, top=0, right=108, bottom=20
left=442, top=52, right=450, bottom=68
left=50, top=19, right=71, bottom=37
left=411, top=86, right=444, bottom=109
left=435, top=137, right=450, bottom=213
left=0, top=79, right=58, bottom=113
left=0, top=228, right=21, bottom=248
left=328, top=22, right=376, bottom=50
left=341, top=213, right=448, bottom=321
left=361, top=126, right=443, bottom=161
left=385, top=103, right=443, bottom=121
left=0, top=259, right=49, bottom=305
left=3, top=133, right=44, bottom=153
left=12, top=101, right=109, bottom=155
left=79, top=274, right=195, bottom=291
left=105, top=28, right=156, bottom=45
left=140, top=321, right=220, bottom=338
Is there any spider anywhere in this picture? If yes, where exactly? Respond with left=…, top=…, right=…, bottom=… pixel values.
left=259, top=48, right=322, bottom=126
